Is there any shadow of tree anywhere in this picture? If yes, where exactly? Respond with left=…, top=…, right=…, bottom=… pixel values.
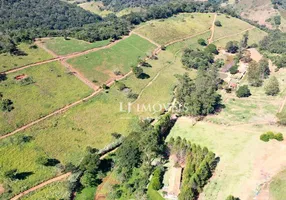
left=138, top=73, right=150, bottom=79
left=0, top=73, right=7, bottom=82
left=14, top=171, right=34, bottom=180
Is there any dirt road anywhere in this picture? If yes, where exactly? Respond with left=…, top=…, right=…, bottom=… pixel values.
left=11, top=173, right=71, bottom=200
left=208, top=13, right=217, bottom=44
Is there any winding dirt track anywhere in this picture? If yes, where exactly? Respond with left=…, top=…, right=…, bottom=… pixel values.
left=208, top=13, right=217, bottom=44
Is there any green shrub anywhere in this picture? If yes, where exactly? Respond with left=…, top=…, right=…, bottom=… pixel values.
left=229, top=64, right=238, bottom=74
left=275, top=133, right=284, bottom=141
left=260, top=131, right=284, bottom=142
left=236, top=85, right=251, bottom=98
left=198, top=38, right=207, bottom=46
left=116, top=82, right=126, bottom=91
left=214, top=20, right=222, bottom=27
left=260, top=133, right=270, bottom=142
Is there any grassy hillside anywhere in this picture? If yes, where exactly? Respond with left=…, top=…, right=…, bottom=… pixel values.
left=135, top=13, right=214, bottom=45
left=0, top=43, right=54, bottom=73
left=213, top=14, right=254, bottom=41
left=67, top=34, right=156, bottom=84
left=21, top=181, right=69, bottom=200
left=43, top=37, right=110, bottom=55
left=0, top=61, right=92, bottom=135
left=213, top=27, right=268, bottom=48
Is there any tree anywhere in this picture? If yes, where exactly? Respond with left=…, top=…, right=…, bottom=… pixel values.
left=1, top=99, right=14, bottom=112
left=115, top=132, right=142, bottom=179
left=214, top=20, right=222, bottom=26
left=132, top=66, right=143, bottom=78
left=241, top=31, right=249, bottom=48
left=229, top=64, right=238, bottom=74
left=176, top=68, right=222, bottom=116
left=236, top=85, right=251, bottom=98
left=182, top=49, right=214, bottom=69
left=274, top=54, right=286, bottom=68
left=274, top=15, right=281, bottom=25
left=205, top=44, right=218, bottom=55
left=247, top=61, right=263, bottom=87
left=198, top=38, right=207, bottom=46
left=226, top=195, right=240, bottom=200
left=259, top=58, right=270, bottom=79
left=80, top=153, right=100, bottom=174
left=226, top=41, right=239, bottom=53
left=264, top=76, right=280, bottom=96
left=81, top=172, right=97, bottom=187
left=0, top=35, right=17, bottom=54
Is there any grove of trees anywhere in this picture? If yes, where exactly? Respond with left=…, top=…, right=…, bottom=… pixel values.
left=175, top=67, right=222, bottom=116
left=167, top=137, right=217, bottom=200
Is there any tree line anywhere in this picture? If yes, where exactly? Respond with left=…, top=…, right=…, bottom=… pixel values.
left=107, top=113, right=174, bottom=199
left=168, top=137, right=218, bottom=200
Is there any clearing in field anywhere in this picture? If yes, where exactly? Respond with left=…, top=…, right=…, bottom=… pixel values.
left=42, top=37, right=110, bottom=56
left=213, top=14, right=254, bottom=42
left=135, top=13, right=214, bottom=45
left=0, top=61, right=92, bottom=135
left=78, top=1, right=113, bottom=16
left=0, top=43, right=54, bottom=73
left=167, top=117, right=286, bottom=200
left=67, top=34, right=156, bottom=84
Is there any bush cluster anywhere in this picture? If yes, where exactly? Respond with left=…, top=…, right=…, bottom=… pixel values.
left=260, top=131, right=284, bottom=142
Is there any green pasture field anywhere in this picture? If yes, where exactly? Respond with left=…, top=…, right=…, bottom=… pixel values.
left=44, top=37, right=110, bottom=55
left=270, top=169, right=286, bottom=200
left=135, top=13, right=214, bottom=45
left=167, top=31, right=211, bottom=54
left=0, top=38, right=168, bottom=198
left=0, top=61, right=93, bottom=135
left=167, top=118, right=286, bottom=200
left=130, top=49, right=195, bottom=118
left=21, top=180, right=69, bottom=200
left=0, top=43, right=53, bottom=73
left=213, top=27, right=267, bottom=48
left=67, top=34, right=156, bottom=84
left=213, top=14, right=254, bottom=41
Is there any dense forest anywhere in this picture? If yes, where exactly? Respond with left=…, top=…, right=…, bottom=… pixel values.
left=101, top=0, right=224, bottom=11
left=0, top=0, right=101, bottom=31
